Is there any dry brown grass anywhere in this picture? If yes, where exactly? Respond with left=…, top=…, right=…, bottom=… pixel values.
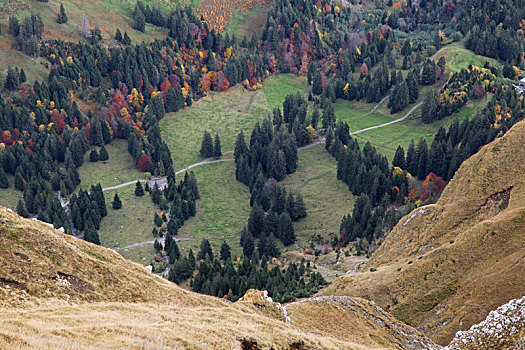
left=286, top=296, right=438, bottom=349
left=320, top=120, right=525, bottom=345
left=0, top=301, right=361, bottom=349
left=0, top=206, right=436, bottom=349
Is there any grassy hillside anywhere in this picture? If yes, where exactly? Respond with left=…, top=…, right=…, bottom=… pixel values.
left=282, top=144, right=355, bottom=248
left=320, top=119, right=525, bottom=345
left=160, top=85, right=270, bottom=169
left=0, top=206, right=437, bottom=349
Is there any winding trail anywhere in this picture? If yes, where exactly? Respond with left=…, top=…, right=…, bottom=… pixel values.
left=78, top=101, right=425, bottom=250
left=102, top=101, right=424, bottom=193
left=350, top=101, right=424, bottom=135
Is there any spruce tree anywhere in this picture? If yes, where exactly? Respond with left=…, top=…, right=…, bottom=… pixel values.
left=14, top=168, right=24, bottom=191
left=199, top=131, right=214, bottom=158
left=16, top=200, right=29, bottom=218
left=115, top=28, right=122, bottom=42
left=57, top=4, right=68, bottom=24
left=123, top=32, right=131, bottom=45
left=112, top=193, right=122, bottom=209
left=392, top=146, right=406, bottom=169
left=135, top=181, right=144, bottom=196
left=312, top=70, right=323, bottom=95
left=213, top=133, right=222, bottom=158
left=248, top=204, right=264, bottom=238
left=5, top=66, right=20, bottom=91
left=220, top=241, right=231, bottom=261
left=154, top=212, right=163, bottom=226
left=133, top=6, right=146, bottom=32
left=0, top=166, right=9, bottom=189
left=89, top=149, right=99, bottom=162
left=278, top=211, right=295, bottom=245
left=99, top=144, right=109, bottom=161
left=165, top=87, right=178, bottom=113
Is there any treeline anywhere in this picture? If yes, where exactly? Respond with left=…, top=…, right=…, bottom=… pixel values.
left=173, top=238, right=327, bottom=303
left=8, top=13, right=44, bottom=56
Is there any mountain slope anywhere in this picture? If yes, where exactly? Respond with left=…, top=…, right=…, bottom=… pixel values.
left=321, top=119, right=525, bottom=345
left=0, top=206, right=436, bottom=349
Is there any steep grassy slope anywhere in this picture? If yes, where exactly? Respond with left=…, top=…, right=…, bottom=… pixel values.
left=321, top=119, right=525, bottom=345
left=0, top=206, right=438, bottom=349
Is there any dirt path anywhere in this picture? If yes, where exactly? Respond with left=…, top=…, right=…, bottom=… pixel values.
left=350, top=101, right=424, bottom=135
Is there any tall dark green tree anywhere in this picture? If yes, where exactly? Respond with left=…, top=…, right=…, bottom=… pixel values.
left=220, top=241, right=231, bottom=261
left=278, top=211, right=295, bottom=245
left=135, top=181, right=144, bottom=196
left=99, top=144, right=109, bottom=161
left=312, top=70, right=323, bottom=95
left=115, top=28, right=122, bottom=42
left=0, top=166, right=8, bottom=189
left=57, top=4, right=68, bottom=24
left=200, top=131, right=214, bottom=158
left=16, top=200, right=29, bottom=218
left=133, top=6, right=146, bottom=32
left=213, top=133, right=222, bottom=158
left=112, top=193, right=122, bottom=209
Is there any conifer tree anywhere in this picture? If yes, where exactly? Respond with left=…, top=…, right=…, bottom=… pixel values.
left=165, top=87, right=178, bottom=113
left=115, top=28, right=122, bottom=42
left=99, top=144, right=109, bottom=161
left=135, top=181, right=144, bottom=196
left=312, top=70, right=323, bottom=95
left=16, top=200, right=29, bottom=218
left=112, top=193, right=122, bottom=209
left=392, top=146, right=406, bottom=169
left=14, top=168, right=24, bottom=191
left=123, top=32, right=131, bottom=45
left=220, top=241, right=231, bottom=261
left=199, top=131, right=214, bottom=158
left=213, top=133, right=222, bottom=158
left=57, top=4, right=68, bottom=24
left=248, top=204, right=264, bottom=237
left=0, top=166, right=8, bottom=189
left=19, top=69, right=26, bottom=83
left=133, top=6, right=146, bottom=32
left=5, top=66, right=20, bottom=91
left=89, top=149, right=99, bottom=162
left=278, top=211, right=295, bottom=245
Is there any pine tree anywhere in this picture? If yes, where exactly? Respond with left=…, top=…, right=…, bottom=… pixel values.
left=0, top=166, right=8, bottom=189
left=14, top=168, right=24, bottom=191
left=19, top=69, right=26, bottom=83
left=165, top=87, right=178, bottom=113
left=278, top=211, right=295, bottom=245
left=392, top=146, right=406, bottom=169
left=133, top=6, right=146, bottom=32
left=89, top=149, right=99, bottom=162
left=135, top=181, right=144, bottom=196
left=199, top=131, right=214, bottom=158
left=213, top=133, right=222, bottom=158
left=16, top=200, right=29, bottom=218
left=99, top=144, right=109, bottom=161
left=220, top=241, right=231, bottom=261
left=123, top=32, right=131, bottom=45
left=112, top=193, right=122, bottom=209
left=57, top=4, right=68, bottom=24
left=312, top=70, right=323, bottom=95
left=197, top=238, right=213, bottom=261
left=5, top=66, right=20, bottom=91
left=416, top=138, right=428, bottom=179
left=248, top=204, right=264, bottom=237
left=242, top=233, right=255, bottom=258
left=115, top=28, right=122, bottom=42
